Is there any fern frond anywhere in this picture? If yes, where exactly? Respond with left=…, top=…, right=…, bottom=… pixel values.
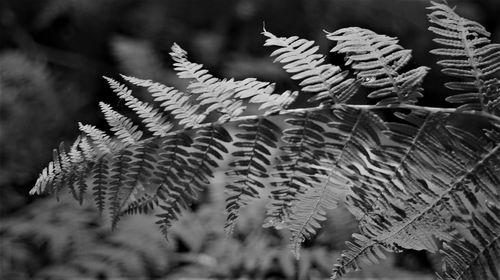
left=332, top=111, right=500, bottom=277
left=152, top=133, right=196, bottom=239
left=99, top=102, right=143, bottom=145
left=29, top=15, right=500, bottom=278
left=428, top=1, right=500, bottom=113
left=439, top=203, right=500, bottom=280
left=250, top=90, right=298, bottom=114
left=265, top=111, right=330, bottom=229
left=328, top=27, right=429, bottom=105
left=120, top=75, right=206, bottom=128
left=356, top=111, right=451, bottom=224
left=170, top=44, right=248, bottom=121
left=354, top=124, right=499, bottom=254
left=104, top=77, right=172, bottom=136
left=331, top=233, right=391, bottom=280
left=78, top=123, right=113, bottom=154
left=288, top=170, right=347, bottom=257
left=31, top=139, right=93, bottom=201
left=263, top=29, right=355, bottom=104
left=366, top=125, right=498, bottom=249
left=288, top=107, right=389, bottom=256
left=108, top=149, right=135, bottom=229
left=225, top=118, right=281, bottom=234
left=66, top=137, right=92, bottom=204
left=89, top=157, right=109, bottom=214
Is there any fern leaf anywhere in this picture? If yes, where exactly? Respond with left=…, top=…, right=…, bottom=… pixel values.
left=108, top=149, right=135, bottom=229
left=265, top=111, right=330, bottom=229
left=250, top=90, right=299, bottom=114
left=67, top=137, right=90, bottom=204
left=186, top=125, right=232, bottom=189
left=288, top=107, right=388, bottom=256
left=116, top=142, right=161, bottom=213
left=170, top=44, right=248, bottom=120
left=263, top=29, right=354, bottom=104
left=99, top=102, right=143, bottom=145
left=152, top=133, right=196, bottom=239
left=328, top=27, right=429, bottom=105
left=104, top=77, right=172, bottom=136
left=331, top=233, right=391, bottom=280
left=428, top=1, right=500, bottom=113
left=90, top=157, right=109, bottom=214
left=352, top=124, right=499, bottom=260
left=78, top=123, right=114, bottom=154
left=225, top=117, right=280, bottom=234
left=288, top=171, right=347, bottom=257
left=357, top=111, right=451, bottom=225
left=120, top=75, right=206, bottom=128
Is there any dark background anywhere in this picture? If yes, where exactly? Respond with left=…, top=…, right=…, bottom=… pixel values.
left=1, top=0, right=499, bottom=279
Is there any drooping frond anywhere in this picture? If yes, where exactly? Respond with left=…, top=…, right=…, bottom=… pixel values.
left=287, top=169, right=346, bottom=257
left=287, top=106, right=389, bottom=256
left=263, top=29, right=357, bottom=104
left=151, top=133, right=195, bottom=238
left=328, top=27, right=430, bottom=105
left=428, top=1, right=500, bottom=114
left=225, top=118, right=281, bottom=234
left=439, top=202, right=500, bottom=280
left=265, top=111, right=331, bottom=229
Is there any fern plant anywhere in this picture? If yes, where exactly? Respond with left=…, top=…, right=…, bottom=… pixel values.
left=31, top=2, right=500, bottom=279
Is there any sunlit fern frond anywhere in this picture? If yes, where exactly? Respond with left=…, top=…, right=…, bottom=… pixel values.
left=328, top=27, right=430, bottom=105
left=428, top=1, right=500, bottom=113
left=263, top=29, right=357, bottom=104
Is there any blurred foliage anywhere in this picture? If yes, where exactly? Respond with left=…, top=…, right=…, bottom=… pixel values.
left=0, top=190, right=357, bottom=279
left=0, top=0, right=498, bottom=278
left=0, top=51, right=90, bottom=214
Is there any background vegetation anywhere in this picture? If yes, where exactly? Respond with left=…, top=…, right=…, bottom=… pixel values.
left=1, top=0, right=499, bottom=278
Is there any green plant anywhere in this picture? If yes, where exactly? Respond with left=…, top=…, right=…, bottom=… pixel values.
left=31, top=2, right=499, bottom=279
